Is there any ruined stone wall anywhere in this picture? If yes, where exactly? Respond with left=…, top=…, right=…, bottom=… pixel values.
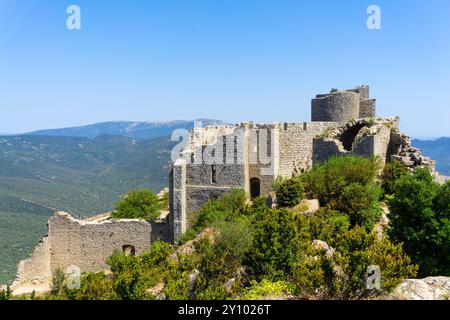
left=278, top=122, right=337, bottom=177
left=169, top=159, right=187, bottom=243
left=187, top=125, right=238, bottom=150
left=312, top=138, right=347, bottom=165
left=312, top=119, right=396, bottom=165
left=150, top=221, right=170, bottom=243
left=11, top=236, right=51, bottom=295
left=373, top=126, right=392, bottom=164
left=359, top=99, right=376, bottom=118
left=48, top=212, right=151, bottom=273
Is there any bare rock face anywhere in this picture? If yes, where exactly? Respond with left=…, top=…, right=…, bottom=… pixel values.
left=311, top=240, right=335, bottom=259
left=390, top=277, right=450, bottom=300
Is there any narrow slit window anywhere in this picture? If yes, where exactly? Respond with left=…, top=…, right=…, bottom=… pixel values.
left=211, top=165, right=217, bottom=184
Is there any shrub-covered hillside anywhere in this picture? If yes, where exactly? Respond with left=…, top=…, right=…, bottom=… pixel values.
left=25, top=155, right=450, bottom=301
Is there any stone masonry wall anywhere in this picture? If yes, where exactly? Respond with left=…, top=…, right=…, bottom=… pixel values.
left=10, top=236, right=52, bottom=295
left=48, top=212, right=152, bottom=273
left=311, top=91, right=360, bottom=123
left=278, top=122, right=337, bottom=177
left=170, top=159, right=187, bottom=243
left=312, top=118, right=397, bottom=166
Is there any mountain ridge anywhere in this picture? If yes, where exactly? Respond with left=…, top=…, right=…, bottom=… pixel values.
left=412, top=137, right=450, bottom=176
left=26, top=119, right=225, bottom=140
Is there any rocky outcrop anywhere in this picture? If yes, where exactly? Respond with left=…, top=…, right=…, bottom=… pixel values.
left=311, top=240, right=335, bottom=259
left=389, top=277, right=450, bottom=300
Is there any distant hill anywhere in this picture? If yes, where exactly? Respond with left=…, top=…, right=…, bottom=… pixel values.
left=27, top=119, right=224, bottom=139
left=0, top=134, right=177, bottom=216
left=412, top=137, right=450, bottom=176
left=0, top=134, right=176, bottom=284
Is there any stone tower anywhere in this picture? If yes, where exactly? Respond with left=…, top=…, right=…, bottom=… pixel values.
left=311, top=85, right=376, bottom=123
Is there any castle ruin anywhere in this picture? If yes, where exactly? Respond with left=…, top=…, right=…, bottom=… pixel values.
left=7, top=85, right=443, bottom=295
left=169, top=85, right=439, bottom=243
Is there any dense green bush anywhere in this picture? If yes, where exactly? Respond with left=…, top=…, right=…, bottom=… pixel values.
left=307, top=208, right=350, bottom=246
left=302, top=156, right=381, bottom=206
left=388, top=168, right=450, bottom=276
left=381, top=160, right=409, bottom=196
left=112, top=189, right=161, bottom=221
left=332, top=226, right=417, bottom=299
left=50, top=269, right=66, bottom=296
left=272, top=176, right=304, bottom=208
left=293, top=226, right=417, bottom=299
left=302, top=155, right=376, bottom=203
left=64, top=273, right=117, bottom=300
left=302, top=156, right=382, bottom=229
left=191, top=189, right=246, bottom=232
left=336, top=183, right=382, bottom=230
left=245, top=208, right=303, bottom=281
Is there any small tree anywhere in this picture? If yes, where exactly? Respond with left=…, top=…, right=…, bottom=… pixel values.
left=112, top=189, right=161, bottom=221
left=388, top=169, right=449, bottom=276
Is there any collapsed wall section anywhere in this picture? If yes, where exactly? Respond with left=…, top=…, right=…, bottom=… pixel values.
left=313, top=118, right=397, bottom=165
left=10, top=236, right=52, bottom=296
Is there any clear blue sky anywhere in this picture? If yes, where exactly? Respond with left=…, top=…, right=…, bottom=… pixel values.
left=0, top=0, right=449, bottom=138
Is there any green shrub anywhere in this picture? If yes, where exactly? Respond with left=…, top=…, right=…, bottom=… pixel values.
left=240, top=279, right=295, bottom=300
left=107, top=249, right=161, bottom=300
left=245, top=209, right=303, bottom=281
left=307, top=208, right=350, bottom=246
left=65, top=272, right=117, bottom=300
left=272, top=176, right=304, bottom=208
left=302, top=156, right=381, bottom=207
left=381, top=161, right=409, bottom=196
left=388, top=169, right=450, bottom=276
left=213, top=218, right=253, bottom=268
left=292, top=243, right=335, bottom=299
left=191, top=189, right=247, bottom=231
left=333, top=226, right=417, bottom=299
left=112, top=189, right=161, bottom=221
left=336, top=183, right=382, bottom=230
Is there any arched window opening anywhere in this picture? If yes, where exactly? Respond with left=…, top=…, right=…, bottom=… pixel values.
left=122, top=245, right=136, bottom=257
